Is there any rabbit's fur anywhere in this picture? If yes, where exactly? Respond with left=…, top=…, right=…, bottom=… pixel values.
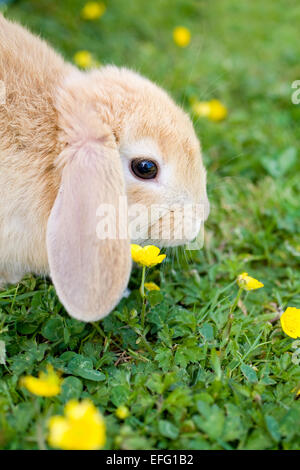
left=0, top=14, right=209, bottom=321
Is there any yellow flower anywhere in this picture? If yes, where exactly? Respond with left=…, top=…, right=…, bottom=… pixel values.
left=192, top=99, right=227, bottom=122
left=115, top=405, right=130, bottom=420
left=81, top=2, right=106, bottom=20
left=131, top=244, right=166, bottom=268
left=48, top=400, right=106, bottom=450
left=20, top=365, right=62, bottom=397
left=280, top=307, right=300, bottom=339
left=237, top=272, right=264, bottom=291
left=173, top=26, right=191, bottom=47
left=192, top=101, right=211, bottom=117
left=209, top=99, right=228, bottom=121
left=74, top=50, right=93, bottom=69
left=144, top=282, right=160, bottom=291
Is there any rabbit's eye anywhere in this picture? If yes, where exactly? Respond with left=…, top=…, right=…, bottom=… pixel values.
left=131, top=159, right=158, bottom=180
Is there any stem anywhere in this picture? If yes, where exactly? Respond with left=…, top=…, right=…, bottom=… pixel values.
left=221, top=287, right=243, bottom=357
left=36, top=420, right=47, bottom=450
left=33, top=399, right=47, bottom=450
left=92, top=322, right=106, bottom=339
left=138, top=335, right=155, bottom=358
left=140, top=265, right=146, bottom=298
left=136, top=266, right=155, bottom=356
left=140, top=266, right=147, bottom=329
left=229, top=287, right=243, bottom=317
left=141, top=298, right=147, bottom=330
left=128, top=348, right=151, bottom=363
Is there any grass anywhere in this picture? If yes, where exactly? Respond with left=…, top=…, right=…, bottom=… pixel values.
left=0, top=0, right=300, bottom=450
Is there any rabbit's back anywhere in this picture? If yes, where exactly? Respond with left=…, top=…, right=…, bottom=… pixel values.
left=0, top=14, right=68, bottom=155
left=0, top=15, right=69, bottom=281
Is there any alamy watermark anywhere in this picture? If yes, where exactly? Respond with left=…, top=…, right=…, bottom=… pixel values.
left=291, top=80, right=300, bottom=104
left=95, top=198, right=206, bottom=250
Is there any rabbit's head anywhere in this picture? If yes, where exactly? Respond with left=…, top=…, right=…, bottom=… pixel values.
left=47, top=66, right=209, bottom=321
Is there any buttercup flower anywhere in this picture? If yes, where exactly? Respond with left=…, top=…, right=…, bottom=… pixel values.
left=48, top=400, right=106, bottom=450
left=192, top=99, right=227, bottom=122
left=131, top=244, right=166, bottom=268
left=173, top=26, right=191, bottom=47
left=73, top=50, right=93, bottom=69
left=280, top=307, right=300, bottom=339
left=81, top=2, right=106, bottom=20
left=144, top=282, right=160, bottom=291
left=20, top=365, right=62, bottom=397
left=115, top=405, right=130, bottom=420
left=192, top=101, right=211, bottom=117
left=237, top=272, right=264, bottom=291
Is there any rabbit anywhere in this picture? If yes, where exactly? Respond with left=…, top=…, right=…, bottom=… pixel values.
left=0, top=14, right=209, bottom=322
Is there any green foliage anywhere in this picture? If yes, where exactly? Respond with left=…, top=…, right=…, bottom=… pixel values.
left=0, top=0, right=300, bottom=450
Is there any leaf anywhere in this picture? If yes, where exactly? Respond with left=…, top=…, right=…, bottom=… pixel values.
left=11, top=403, right=35, bottom=433
left=158, top=420, right=179, bottom=440
left=0, top=340, right=6, bottom=365
left=174, top=338, right=204, bottom=367
left=67, top=355, right=105, bottom=382
left=265, top=415, right=281, bottom=442
left=196, top=400, right=211, bottom=418
left=260, top=376, right=276, bottom=385
left=16, top=322, right=39, bottom=335
left=155, top=347, right=173, bottom=371
left=60, top=376, right=83, bottom=403
left=110, top=385, right=130, bottom=407
left=223, top=404, right=244, bottom=442
left=277, top=147, right=297, bottom=175
left=60, top=351, right=78, bottom=363
left=199, top=323, right=214, bottom=342
left=210, top=348, right=222, bottom=380
left=163, top=387, right=192, bottom=414
left=194, top=402, right=225, bottom=439
left=148, top=290, right=163, bottom=307
left=279, top=406, right=300, bottom=440
left=241, top=364, right=258, bottom=383
left=65, top=318, right=86, bottom=335
left=244, top=429, right=273, bottom=450
left=261, top=147, right=297, bottom=178
left=10, top=343, right=48, bottom=376
left=30, top=292, right=43, bottom=312
left=195, top=392, right=214, bottom=404
left=63, top=327, right=70, bottom=345
left=41, top=316, right=64, bottom=341
left=145, top=373, right=164, bottom=394
left=147, top=302, right=169, bottom=331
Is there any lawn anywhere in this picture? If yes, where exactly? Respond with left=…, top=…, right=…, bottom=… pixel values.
left=0, top=0, right=300, bottom=450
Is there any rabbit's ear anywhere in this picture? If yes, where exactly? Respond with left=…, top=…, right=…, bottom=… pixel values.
left=46, top=137, right=131, bottom=322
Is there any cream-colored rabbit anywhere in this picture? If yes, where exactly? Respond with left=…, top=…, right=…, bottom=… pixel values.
left=0, top=14, right=209, bottom=321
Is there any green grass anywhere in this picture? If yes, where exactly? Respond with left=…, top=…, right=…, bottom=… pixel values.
left=1, top=0, right=300, bottom=450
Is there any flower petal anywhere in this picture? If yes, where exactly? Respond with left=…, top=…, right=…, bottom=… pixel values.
left=280, top=307, right=300, bottom=339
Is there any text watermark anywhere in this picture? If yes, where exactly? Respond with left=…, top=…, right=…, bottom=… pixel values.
left=95, top=199, right=206, bottom=250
